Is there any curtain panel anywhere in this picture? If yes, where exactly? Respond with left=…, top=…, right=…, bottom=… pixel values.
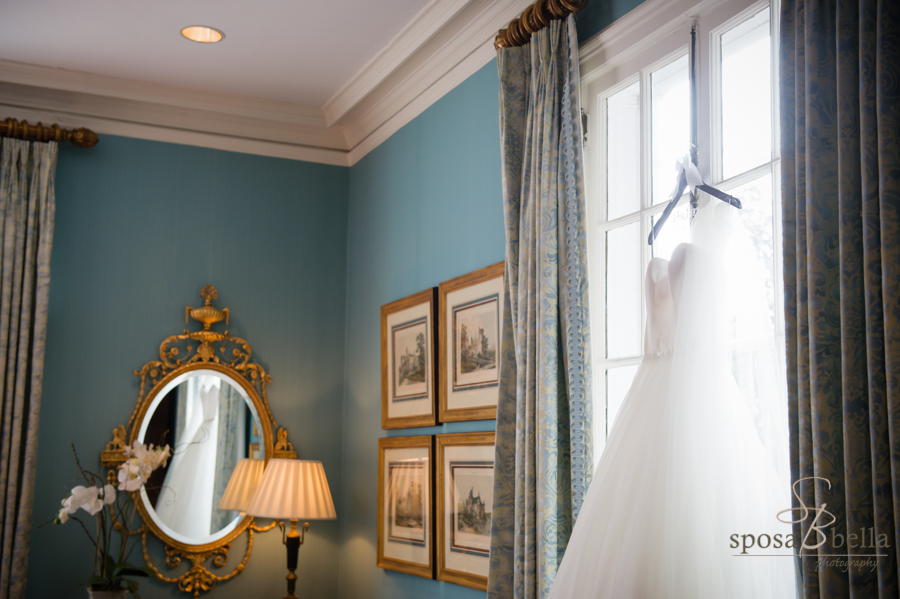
left=488, top=15, right=593, bottom=599
left=781, top=0, right=900, bottom=597
left=0, top=139, right=57, bottom=599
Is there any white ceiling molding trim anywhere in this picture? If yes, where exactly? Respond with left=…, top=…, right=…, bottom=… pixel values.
left=0, top=102, right=350, bottom=166
left=339, top=0, right=531, bottom=158
left=322, top=0, right=475, bottom=126
left=347, top=38, right=496, bottom=165
left=0, top=0, right=532, bottom=167
left=0, top=60, right=327, bottom=127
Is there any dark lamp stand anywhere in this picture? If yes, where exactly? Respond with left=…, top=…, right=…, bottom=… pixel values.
left=281, top=519, right=309, bottom=599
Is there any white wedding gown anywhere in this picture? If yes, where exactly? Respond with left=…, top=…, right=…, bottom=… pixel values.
left=155, top=383, right=220, bottom=538
left=548, top=202, right=795, bottom=599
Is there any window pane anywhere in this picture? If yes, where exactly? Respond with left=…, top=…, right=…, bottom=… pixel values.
left=651, top=55, right=690, bottom=205
left=728, top=173, right=776, bottom=331
left=607, top=82, right=641, bottom=220
left=607, top=364, right=639, bottom=435
left=721, top=8, right=771, bottom=179
left=650, top=200, right=691, bottom=261
left=606, top=222, right=641, bottom=358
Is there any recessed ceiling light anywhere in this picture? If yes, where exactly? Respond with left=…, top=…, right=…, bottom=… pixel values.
left=181, top=26, right=225, bottom=44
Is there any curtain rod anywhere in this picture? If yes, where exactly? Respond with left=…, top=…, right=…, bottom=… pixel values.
left=495, top=0, right=588, bottom=49
left=0, top=118, right=98, bottom=149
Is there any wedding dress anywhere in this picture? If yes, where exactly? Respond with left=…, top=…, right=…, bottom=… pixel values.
left=155, top=383, right=220, bottom=538
left=548, top=201, right=795, bottom=598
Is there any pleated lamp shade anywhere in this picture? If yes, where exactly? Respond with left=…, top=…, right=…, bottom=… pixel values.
left=217, top=459, right=266, bottom=512
left=246, top=459, right=337, bottom=520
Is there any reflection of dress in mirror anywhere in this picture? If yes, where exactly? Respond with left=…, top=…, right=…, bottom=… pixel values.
left=156, top=383, right=220, bottom=538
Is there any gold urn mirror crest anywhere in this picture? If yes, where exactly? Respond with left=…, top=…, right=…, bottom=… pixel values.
left=101, top=285, right=296, bottom=596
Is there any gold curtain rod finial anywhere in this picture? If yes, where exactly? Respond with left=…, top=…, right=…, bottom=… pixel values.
left=72, top=128, right=99, bottom=149
left=0, top=117, right=98, bottom=148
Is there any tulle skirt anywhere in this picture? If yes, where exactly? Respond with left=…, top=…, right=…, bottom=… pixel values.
left=547, top=351, right=796, bottom=599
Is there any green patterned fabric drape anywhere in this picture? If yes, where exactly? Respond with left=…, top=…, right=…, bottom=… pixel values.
left=0, top=139, right=56, bottom=599
left=781, top=0, right=900, bottom=597
left=488, top=15, right=593, bottom=599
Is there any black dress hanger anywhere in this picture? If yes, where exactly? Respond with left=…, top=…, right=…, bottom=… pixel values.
left=647, top=162, right=743, bottom=246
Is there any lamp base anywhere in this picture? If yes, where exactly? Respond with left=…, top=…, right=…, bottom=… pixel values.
left=282, top=520, right=309, bottom=599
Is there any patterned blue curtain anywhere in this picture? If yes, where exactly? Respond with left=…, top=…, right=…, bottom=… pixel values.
left=781, top=0, right=900, bottom=597
left=210, top=385, right=245, bottom=531
left=0, top=139, right=57, bottom=599
left=488, top=15, right=593, bottom=599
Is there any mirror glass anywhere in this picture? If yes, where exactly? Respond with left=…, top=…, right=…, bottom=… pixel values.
left=137, top=369, right=264, bottom=546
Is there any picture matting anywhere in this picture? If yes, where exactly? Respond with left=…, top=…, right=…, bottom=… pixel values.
left=439, top=262, right=504, bottom=423
left=382, top=288, right=438, bottom=429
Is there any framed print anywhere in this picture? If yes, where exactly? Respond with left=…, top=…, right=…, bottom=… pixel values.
left=377, top=436, right=434, bottom=579
left=438, top=262, right=504, bottom=422
left=382, top=288, right=438, bottom=429
left=436, top=431, right=496, bottom=590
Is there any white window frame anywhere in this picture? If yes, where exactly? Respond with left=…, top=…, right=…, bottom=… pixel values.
left=579, top=0, right=783, bottom=459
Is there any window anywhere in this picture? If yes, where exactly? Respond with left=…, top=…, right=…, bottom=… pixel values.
left=582, top=0, right=782, bottom=463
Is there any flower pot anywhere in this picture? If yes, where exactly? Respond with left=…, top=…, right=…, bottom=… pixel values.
left=87, top=588, right=128, bottom=599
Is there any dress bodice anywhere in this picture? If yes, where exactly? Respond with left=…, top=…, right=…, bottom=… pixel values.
left=643, top=257, right=676, bottom=354
left=199, top=385, right=219, bottom=422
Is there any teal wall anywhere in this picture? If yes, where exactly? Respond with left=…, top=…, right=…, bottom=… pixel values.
left=23, top=3, right=647, bottom=598
left=335, top=4, right=645, bottom=597
left=338, top=61, right=504, bottom=599
left=575, top=0, right=646, bottom=44
left=26, top=136, right=349, bottom=599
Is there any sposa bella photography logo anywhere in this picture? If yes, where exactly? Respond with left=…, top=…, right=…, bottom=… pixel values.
left=730, top=477, right=889, bottom=573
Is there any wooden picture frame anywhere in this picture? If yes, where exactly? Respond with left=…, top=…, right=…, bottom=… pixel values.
left=438, top=262, right=504, bottom=422
left=436, top=431, right=496, bottom=590
left=377, top=436, right=435, bottom=579
left=381, top=288, right=438, bottom=429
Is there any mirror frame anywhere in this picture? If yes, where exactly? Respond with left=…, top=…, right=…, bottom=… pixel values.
left=100, top=285, right=296, bottom=596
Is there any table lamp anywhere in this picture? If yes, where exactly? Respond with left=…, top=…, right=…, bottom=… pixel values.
left=246, top=459, right=336, bottom=599
left=217, top=458, right=266, bottom=515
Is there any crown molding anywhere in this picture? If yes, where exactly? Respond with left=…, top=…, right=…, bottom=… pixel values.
left=0, top=59, right=327, bottom=127
left=322, top=0, right=475, bottom=126
left=0, top=102, right=350, bottom=166
left=347, top=38, right=496, bottom=165
left=341, top=0, right=530, bottom=161
left=0, top=0, right=531, bottom=166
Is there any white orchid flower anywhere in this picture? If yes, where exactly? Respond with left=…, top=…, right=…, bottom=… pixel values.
left=101, top=484, right=116, bottom=505
left=59, top=485, right=106, bottom=517
left=117, top=441, right=171, bottom=491
left=153, top=445, right=172, bottom=470
left=117, top=460, right=145, bottom=492
left=61, top=485, right=93, bottom=513
left=122, top=440, right=147, bottom=460
left=80, top=487, right=105, bottom=515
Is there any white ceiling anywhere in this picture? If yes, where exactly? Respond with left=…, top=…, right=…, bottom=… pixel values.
left=0, top=0, right=432, bottom=106
left=0, top=0, right=533, bottom=165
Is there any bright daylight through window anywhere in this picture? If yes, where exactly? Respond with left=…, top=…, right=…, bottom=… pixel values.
left=584, top=0, right=782, bottom=464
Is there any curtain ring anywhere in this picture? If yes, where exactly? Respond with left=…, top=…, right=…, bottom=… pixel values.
left=516, top=11, right=533, bottom=43
left=520, top=5, right=537, bottom=34
left=505, top=19, right=520, bottom=45
left=513, top=18, right=531, bottom=44
left=558, top=0, right=588, bottom=12
left=547, top=0, right=571, bottom=18
left=506, top=18, right=526, bottom=46
left=532, top=0, right=551, bottom=28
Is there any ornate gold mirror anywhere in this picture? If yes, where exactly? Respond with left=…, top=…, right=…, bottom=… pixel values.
left=101, top=285, right=296, bottom=596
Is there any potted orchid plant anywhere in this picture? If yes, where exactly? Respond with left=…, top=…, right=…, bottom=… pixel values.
left=54, top=441, right=171, bottom=599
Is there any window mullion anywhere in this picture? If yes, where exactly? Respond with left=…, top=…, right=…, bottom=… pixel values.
left=639, top=68, right=652, bottom=363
